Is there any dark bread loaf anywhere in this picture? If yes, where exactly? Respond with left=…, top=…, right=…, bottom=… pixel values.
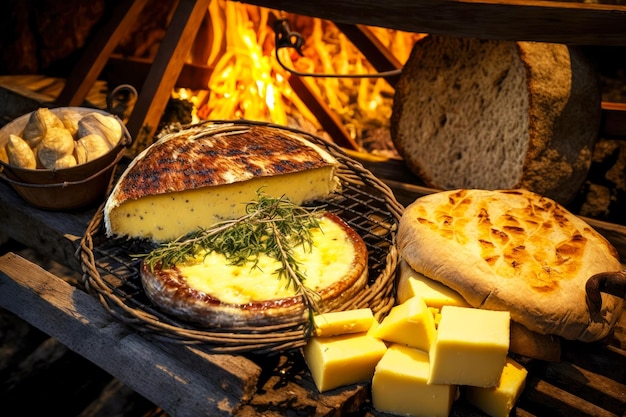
left=391, top=35, right=602, bottom=205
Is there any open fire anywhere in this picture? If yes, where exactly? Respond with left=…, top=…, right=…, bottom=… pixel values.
left=172, top=0, right=423, bottom=156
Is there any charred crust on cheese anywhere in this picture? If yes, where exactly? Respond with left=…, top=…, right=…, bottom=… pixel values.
left=103, top=124, right=341, bottom=242
left=110, top=125, right=338, bottom=204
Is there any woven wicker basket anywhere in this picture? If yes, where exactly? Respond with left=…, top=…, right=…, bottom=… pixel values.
left=77, top=120, right=404, bottom=354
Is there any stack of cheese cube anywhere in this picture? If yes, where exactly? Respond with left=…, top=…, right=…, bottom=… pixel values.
left=302, top=261, right=528, bottom=417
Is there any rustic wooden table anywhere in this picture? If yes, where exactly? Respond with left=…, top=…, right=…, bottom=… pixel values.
left=0, top=166, right=400, bottom=416
left=0, top=181, right=265, bottom=416
left=1, top=160, right=625, bottom=416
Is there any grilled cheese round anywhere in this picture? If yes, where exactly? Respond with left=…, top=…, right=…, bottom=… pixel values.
left=140, top=213, right=368, bottom=327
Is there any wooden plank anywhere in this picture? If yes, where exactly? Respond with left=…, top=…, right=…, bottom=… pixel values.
left=0, top=181, right=96, bottom=271
left=242, top=0, right=626, bottom=45
left=542, top=360, right=626, bottom=414
left=126, top=0, right=212, bottom=148
left=520, top=377, right=618, bottom=417
left=0, top=252, right=261, bottom=417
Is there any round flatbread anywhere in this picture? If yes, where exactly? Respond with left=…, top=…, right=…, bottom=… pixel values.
left=397, top=189, right=623, bottom=342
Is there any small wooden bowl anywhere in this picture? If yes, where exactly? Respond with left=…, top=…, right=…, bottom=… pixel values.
left=0, top=107, right=132, bottom=210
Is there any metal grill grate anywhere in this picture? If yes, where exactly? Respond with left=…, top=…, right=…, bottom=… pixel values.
left=78, top=120, right=404, bottom=354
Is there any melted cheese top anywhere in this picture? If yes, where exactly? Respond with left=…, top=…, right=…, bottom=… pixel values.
left=177, top=216, right=357, bottom=304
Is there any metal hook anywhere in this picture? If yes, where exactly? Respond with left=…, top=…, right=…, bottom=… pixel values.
left=272, top=18, right=401, bottom=79
left=106, top=84, right=138, bottom=121
left=273, top=19, right=304, bottom=56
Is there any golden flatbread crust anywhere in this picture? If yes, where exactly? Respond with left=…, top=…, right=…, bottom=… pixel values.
left=398, top=189, right=623, bottom=342
left=140, top=213, right=368, bottom=328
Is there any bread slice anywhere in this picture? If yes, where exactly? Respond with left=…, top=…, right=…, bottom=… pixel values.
left=397, top=189, right=623, bottom=342
left=391, top=35, right=601, bottom=205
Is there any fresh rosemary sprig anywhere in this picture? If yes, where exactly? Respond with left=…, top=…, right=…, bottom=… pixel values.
left=136, top=190, right=325, bottom=312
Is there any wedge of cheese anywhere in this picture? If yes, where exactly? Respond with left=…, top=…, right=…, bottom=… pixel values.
left=372, top=344, right=457, bottom=417
left=312, top=308, right=375, bottom=337
left=466, top=357, right=528, bottom=417
left=429, top=305, right=510, bottom=387
left=397, top=260, right=470, bottom=308
left=373, top=295, right=437, bottom=352
left=104, top=124, right=340, bottom=242
left=303, top=331, right=387, bottom=392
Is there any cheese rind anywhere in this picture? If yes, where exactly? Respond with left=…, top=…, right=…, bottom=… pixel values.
left=374, top=295, right=437, bottom=352
left=372, top=344, right=457, bottom=417
left=429, top=305, right=510, bottom=387
left=303, top=332, right=387, bottom=392
left=313, top=308, right=375, bottom=337
left=466, top=357, right=528, bottom=417
left=397, top=260, right=470, bottom=308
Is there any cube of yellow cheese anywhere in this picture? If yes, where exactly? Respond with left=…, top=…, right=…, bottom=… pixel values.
left=372, top=344, right=457, bottom=417
left=313, top=308, right=374, bottom=337
left=397, top=260, right=470, bottom=308
left=303, top=332, right=387, bottom=392
left=429, top=307, right=442, bottom=328
left=429, top=306, right=510, bottom=387
left=466, top=357, right=528, bottom=417
left=374, top=296, right=437, bottom=352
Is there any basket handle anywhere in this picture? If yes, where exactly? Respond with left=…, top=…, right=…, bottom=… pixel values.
left=586, top=270, right=626, bottom=311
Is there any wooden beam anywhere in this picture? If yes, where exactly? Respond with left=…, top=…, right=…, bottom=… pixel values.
left=288, top=75, right=360, bottom=150
left=334, top=23, right=402, bottom=88
left=241, top=0, right=626, bottom=46
left=0, top=181, right=94, bottom=271
left=104, top=55, right=214, bottom=91
left=55, top=0, right=150, bottom=107
left=125, top=0, right=212, bottom=149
